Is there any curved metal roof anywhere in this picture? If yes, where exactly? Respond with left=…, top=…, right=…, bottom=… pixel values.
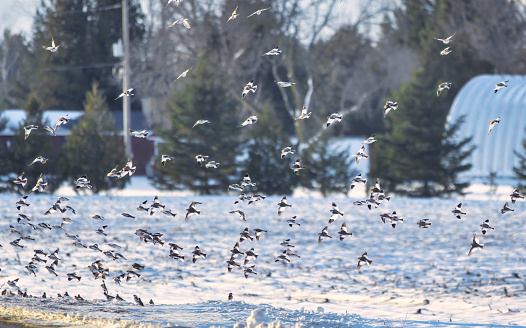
left=447, top=74, right=526, bottom=181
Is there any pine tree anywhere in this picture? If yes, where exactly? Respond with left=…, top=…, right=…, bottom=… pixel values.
left=30, top=0, right=145, bottom=111
left=369, top=0, right=489, bottom=197
left=152, top=57, right=241, bottom=194
left=59, top=83, right=127, bottom=193
left=7, top=93, right=60, bottom=193
left=242, top=108, right=299, bottom=195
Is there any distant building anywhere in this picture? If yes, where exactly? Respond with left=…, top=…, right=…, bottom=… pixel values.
left=0, top=109, right=155, bottom=175
left=447, top=75, right=526, bottom=183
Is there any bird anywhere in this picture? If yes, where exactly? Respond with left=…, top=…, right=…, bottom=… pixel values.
left=228, top=293, right=233, bottom=301
left=192, top=246, right=207, bottom=263
left=74, top=175, right=92, bottom=190
left=29, top=156, right=48, bottom=166
left=192, top=120, right=210, bottom=128
left=280, top=239, right=295, bottom=248
left=338, top=222, right=352, bottom=241
left=281, top=146, right=295, bottom=159
left=185, top=201, right=202, bottom=221
left=488, top=117, right=501, bottom=135
left=122, top=158, right=136, bottom=177
left=247, top=6, right=271, bottom=18
left=195, top=154, right=209, bottom=167
left=169, top=18, right=191, bottom=29
left=149, top=195, right=166, bottom=215
left=165, top=0, right=182, bottom=7
left=24, top=125, right=38, bottom=140
left=350, top=173, right=367, bottom=190
left=253, top=228, right=267, bottom=241
left=452, top=203, right=466, bottom=219
left=277, top=196, right=292, bottom=216
left=416, top=219, right=432, bottom=228
left=55, top=114, right=70, bottom=131
left=500, top=201, right=514, bottom=214
left=242, top=79, right=257, bottom=99
left=437, top=82, right=452, bottom=97
left=480, top=219, right=495, bottom=235
left=175, top=67, right=192, bottom=81
left=161, top=209, right=176, bottom=217
left=43, top=36, right=60, bottom=52
left=30, top=174, right=48, bottom=193
left=243, top=265, right=257, bottom=279
left=230, top=242, right=245, bottom=256
left=7, top=278, right=19, bottom=288
left=494, top=80, right=509, bottom=93
left=91, top=214, right=104, bottom=220
left=434, top=33, right=455, bottom=44
left=362, top=134, right=376, bottom=144
left=510, top=189, right=524, bottom=204
left=468, top=233, right=484, bottom=256
left=263, top=46, right=281, bottom=56
left=295, top=104, right=311, bottom=120
left=239, top=115, right=258, bottom=127
left=226, top=255, right=241, bottom=272
left=43, top=126, right=56, bottom=136
left=318, top=226, right=332, bottom=243
left=350, top=145, right=368, bottom=164
left=16, top=195, right=30, bottom=210
left=286, top=216, right=301, bottom=227
left=384, top=101, right=398, bottom=118
left=67, top=272, right=82, bottom=282
left=326, top=113, right=343, bottom=127
left=440, top=47, right=452, bottom=55
left=161, top=155, right=173, bottom=167
left=329, top=202, right=344, bottom=224
left=229, top=210, right=246, bottom=221
left=357, top=252, right=373, bottom=270
left=290, top=157, right=305, bottom=176
left=122, top=212, right=136, bottom=219
left=205, top=161, right=220, bottom=169
left=239, top=227, right=254, bottom=243
left=275, top=252, right=290, bottom=263
left=115, top=88, right=134, bottom=100
left=227, top=6, right=239, bottom=22
left=134, top=295, right=145, bottom=306
left=275, top=81, right=295, bottom=87
left=13, top=172, right=28, bottom=187
left=129, top=128, right=148, bottom=138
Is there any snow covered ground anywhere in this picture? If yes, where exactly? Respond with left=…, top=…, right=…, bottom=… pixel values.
left=1, top=182, right=525, bottom=327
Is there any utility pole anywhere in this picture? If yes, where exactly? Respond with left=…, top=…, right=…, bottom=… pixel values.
left=122, top=0, right=132, bottom=157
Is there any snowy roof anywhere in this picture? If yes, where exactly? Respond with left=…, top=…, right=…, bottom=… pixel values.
left=0, top=109, right=148, bottom=136
left=447, top=74, right=526, bottom=182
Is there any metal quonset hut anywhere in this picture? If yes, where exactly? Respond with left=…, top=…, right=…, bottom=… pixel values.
left=447, top=74, right=526, bottom=183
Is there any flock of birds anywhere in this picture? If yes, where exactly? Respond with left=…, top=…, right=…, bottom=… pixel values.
left=5, top=3, right=523, bottom=309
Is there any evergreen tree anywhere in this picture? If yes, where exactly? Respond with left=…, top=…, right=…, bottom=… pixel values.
left=59, top=83, right=127, bottom=193
left=513, top=131, right=526, bottom=191
left=152, top=57, right=241, bottom=194
left=370, top=0, right=489, bottom=197
left=242, top=108, right=299, bottom=195
left=30, top=0, right=145, bottom=111
left=7, top=93, right=61, bottom=193
left=301, top=137, right=355, bottom=197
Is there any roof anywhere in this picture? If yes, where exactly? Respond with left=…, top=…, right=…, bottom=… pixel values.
left=447, top=74, right=526, bottom=182
left=0, top=109, right=148, bottom=136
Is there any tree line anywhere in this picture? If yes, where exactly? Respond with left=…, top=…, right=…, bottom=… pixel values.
left=1, top=0, right=526, bottom=196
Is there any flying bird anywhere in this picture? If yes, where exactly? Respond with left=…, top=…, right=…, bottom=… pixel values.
left=247, top=6, right=271, bottom=18
left=434, top=33, right=455, bottom=44
left=115, top=88, right=134, bottom=100
left=326, top=113, right=342, bottom=127
left=169, top=18, right=191, bottom=29
left=416, top=219, right=432, bottom=229
left=229, top=210, right=246, bottom=221
left=290, top=157, right=305, bottom=176
left=480, top=219, right=494, bottom=235
left=192, top=120, right=210, bottom=128
left=488, top=117, right=501, bottom=135
left=185, top=201, right=202, bottom=221
left=227, top=6, right=239, bottom=22
left=338, top=222, right=353, bottom=241
left=295, top=105, right=311, bottom=120
left=494, top=80, right=509, bottom=94
left=263, top=46, right=281, bottom=56
left=500, top=201, right=514, bottom=214
left=129, top=128, right=148, bottom=138
left=357, top=252, right=373, bottom=270
left=29, top=156, right=48, bottom=166
left=317, top=226, right=332, bottom=243
left=55, top=114, right=70, bottom=131
left=437, top=82, right=452, bottom=97
left=175, top=67, right=192, bottom=81
left=383, top=101, right=398, bottom=118
left=468, top=233, right=484, bottom=256
left=281, top=145, right=295, bottom=159
left=362, top=134, right=376, bottom=144
left=13, top=172, right=28, bottom=187
left=24, top=125, right=38, bottom=140
left=239, top=115, right=258, bottom=127
left=161, top=155, right=173, bottom=167
left=510, top=189, right=524, bottom=204
left=440, top=47, right=452, bottom=55
left=452, top=203, right=466, bottom=219
left=275, top=81, right=295, bottom=87
left=350, top=174, right=367, bottom=190
left=277, top=196, right=292, bottom=216
left=195, top=154, right=209, bottom=167
left=242, top=79, right=257, bottom=99
left=43, top=36, right=60, bottom=52
left=350, top=145, right=368, bottom=164
left=328, top=202, right=344, bottom=224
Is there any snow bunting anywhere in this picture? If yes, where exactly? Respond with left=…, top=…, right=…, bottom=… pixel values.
left=295, top=104, right=311, bottom=120
left=329, top=202, right=344, bottom=224
left=205, top=161, right=220, bottom=169
left=434, top=33, right=455, bottom=44
left=326, top=113, right=343, bottom=127
left=115, top=88, right=134, bottom=100
left=55, top=114, right=70, bottom=131
left=175, top=67, right=192, bottom=81
left=281, top=145, right=295, bottom=159
left=239, top=115, right=258, bottom=127
left=384, top=100, right=398, bottom=118
left=290, top=157, right=305, bottom=175
left=192, top=119, right=210, bottom=128
left=169, top=18, right=191, bottom=29
left=452, top=203, right=466, bottom=219
left=350, top=145, right=368, bottom=164
left=43, top=126, right=56, bottom=136
left=362, top=134, right=376, bottom=144
left=275, top=81, right=295, bottom=87
left=129, top=128, right=148, bottom=138
left=263, top=46, right=281, bottom=56
left=242, top=79, right=257, bottom=99
left=416, top=219, right=432, bottom=229
left=468, top=233, right=483, bottom=256
left=494, top=80, right=509, bottom=93
left=161, top=155, right=173, bottom=167
left=480, top=219, right=494, bottom=235
left=24, top=125, right=38, bottom=140
left=440, top=47, right=452, bottom=55
left=229, top=210, right=246, bottom=221
left=29, top=156, right=48, bottom=166
left=43, top=36, right=60, bottom=52
left=510, top=189, right=524, bottom=204
left=357, top=252, right=372, bottom=270
left=488, top=117, right=501, bottom=135
left=318, top=226, right=332, bottom=243
left=500, top=201, right=514, bottom=214
left=227, top=6, right=238, bottom=22
left=195, top=154, right=208, bottom=167
left=350, top=173, right=367, bottom=190
left=338, top=222, right=353, bottom=240
left=13, top=172, right=27, bottom=187
left=437, top=82, right=452, bottom=97
left=277, top=196, right=292, bottom=216
left=247, top=6, right=270, bottom=18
